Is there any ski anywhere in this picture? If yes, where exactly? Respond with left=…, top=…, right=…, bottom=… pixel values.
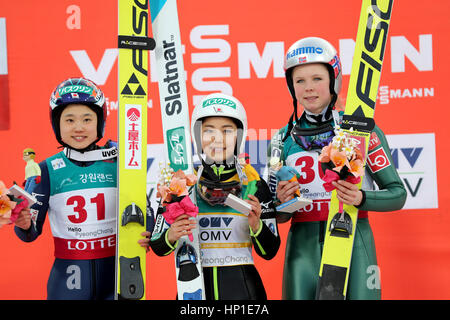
left=316, top=0, right=394, bottom=300
left=150, top=0, right=206, bottom=300
left=115, top=0, right=155, bottom=300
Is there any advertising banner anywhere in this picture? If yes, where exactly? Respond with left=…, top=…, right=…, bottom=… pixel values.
left=0, top=1, right=449, bottom=300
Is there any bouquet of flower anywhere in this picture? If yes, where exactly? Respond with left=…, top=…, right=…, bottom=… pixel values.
left=318, top=126, right=364, bottom=192
left=0, top=181, right=29, bottom=228
left=156, top=162, right=198, bottom=241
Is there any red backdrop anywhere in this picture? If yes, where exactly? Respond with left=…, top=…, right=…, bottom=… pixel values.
left=0, top=0, right=449, bottom=300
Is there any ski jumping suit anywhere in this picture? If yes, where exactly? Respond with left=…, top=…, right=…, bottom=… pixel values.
left=150, top=164, right=280, bottom=300
left=268, top=112, right=406, bottom=300
left=15, top=148, right=117, bottom=300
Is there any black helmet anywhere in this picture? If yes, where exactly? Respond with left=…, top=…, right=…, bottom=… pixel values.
left=49, top=77, right=106, bottom=148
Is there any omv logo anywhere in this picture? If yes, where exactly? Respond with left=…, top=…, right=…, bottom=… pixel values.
left=391, top=147, right=423, bottom=197
left=387, top=133, right=438, bottom=209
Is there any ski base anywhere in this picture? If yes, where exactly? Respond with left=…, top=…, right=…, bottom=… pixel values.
left=316, top=264, right=347, bottom=300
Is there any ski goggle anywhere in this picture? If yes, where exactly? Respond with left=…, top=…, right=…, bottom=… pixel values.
left=196, top=178, right=242, bottom=206
left=291, top=124, right=335, bottom=151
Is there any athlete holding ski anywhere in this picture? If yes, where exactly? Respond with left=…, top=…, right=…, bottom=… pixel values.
left=267, top=37, right=406, bottom=299
left=13, top=78, right=147, bottom=300
left=149, top=93, right=280, bottom=300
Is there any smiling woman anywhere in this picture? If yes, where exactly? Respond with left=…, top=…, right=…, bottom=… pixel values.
left=59, top=104, right=98, bottom=150
left=149, top=93, right=281, bottom=300
left=292, top=63, right=332, bottom=115
left=11, top=77, right=125, bottom=300
left=201, top=116, right=238, bottom=164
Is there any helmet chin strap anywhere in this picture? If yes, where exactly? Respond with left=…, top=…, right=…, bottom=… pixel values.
left=304, top=105, right=333, bottom=123
left=198, top=154, right=245, bottom=184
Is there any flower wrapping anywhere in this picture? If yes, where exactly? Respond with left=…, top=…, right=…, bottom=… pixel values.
left=0, top=181, right=29, bottom=228
left=318, top=126, right=364, bottom=191
left=156, top=163, right=198, bottom=241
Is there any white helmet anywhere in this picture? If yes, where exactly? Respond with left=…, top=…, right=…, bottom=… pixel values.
left=284, top=37, right=342, bottom=98
left=191, top=93, right=247, bottom=157
left=282, top=37, right=342, bottom=141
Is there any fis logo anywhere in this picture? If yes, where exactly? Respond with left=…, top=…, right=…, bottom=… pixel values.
left=351, top=0, right=393, bottom=115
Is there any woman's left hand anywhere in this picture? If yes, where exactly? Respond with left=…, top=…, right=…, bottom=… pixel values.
left=332, top=180, right=363, bottom=206
left=245, top=194, right=262, bottom=233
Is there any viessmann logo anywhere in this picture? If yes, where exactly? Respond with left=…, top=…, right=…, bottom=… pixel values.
left=71, top=25, right=434, bottom=112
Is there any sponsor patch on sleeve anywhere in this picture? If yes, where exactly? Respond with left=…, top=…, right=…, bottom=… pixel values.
left=367, top=147, right=391, bottom=173
left=369, top=131, right=381, bottom=152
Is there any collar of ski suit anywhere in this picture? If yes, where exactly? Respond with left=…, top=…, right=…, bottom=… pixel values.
left=63, top=145, right=117, bottom=162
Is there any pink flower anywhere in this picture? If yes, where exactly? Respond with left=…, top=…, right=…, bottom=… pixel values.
left=318, top=144, right=332, bottom=163
left=156, top=185, right=171, bottom=203
left=318, top=128, right=365, bottom=185
left=349, top=158, right=364, bottom=178
left=0, top=180, right=9, bottom=196
left=0, top=194, right=15, bottom=228
left=169, top=176, right=188, bottom=197
left=0, top=194, right=15, bottom=217
left=157, top=169, right=198, bottom=203
left=173, top=170, right=197, bottom=186
left=329, top=148, right=350, bottom=173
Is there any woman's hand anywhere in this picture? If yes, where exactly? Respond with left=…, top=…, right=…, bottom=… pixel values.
left=167, top=214, right=196, bottom=245
left=14, top=208, right=31, bottom=230
left=276, top=180, right=299, bottom=204
left=138, top=231, right=151, bottom=252
left=332, top=180, right=363, bottom=206
left=245, top=194, right=262, bottom=234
